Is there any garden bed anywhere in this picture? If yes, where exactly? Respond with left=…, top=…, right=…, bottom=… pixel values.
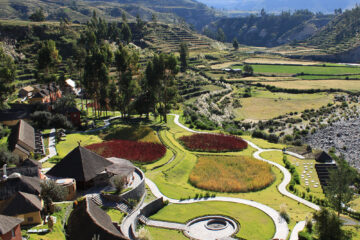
left=178, top=133, right=247, bottom=152
left=190, top=156, right=275, bottom=193
left=86, top=140, right=166, bottom=163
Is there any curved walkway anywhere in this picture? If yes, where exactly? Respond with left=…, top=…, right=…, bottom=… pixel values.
left=145, top=178, right=289, bottom=239
left=169, top=114, right=321, bottom=240
left=171, top=114, right=320, bottom=211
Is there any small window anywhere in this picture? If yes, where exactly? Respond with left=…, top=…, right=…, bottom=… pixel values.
left=28, top=217, right=33, bottom=222
left=11, top=229, right=15, bottom=237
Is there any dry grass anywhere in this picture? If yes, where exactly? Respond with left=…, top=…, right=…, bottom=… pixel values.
left=189, top=155, right=275, bottom=193
left=234, top=93, right=333, bottom=120
left=210, top=61, right=241, bottom=69
left=259, top=80, right=360, bottom=91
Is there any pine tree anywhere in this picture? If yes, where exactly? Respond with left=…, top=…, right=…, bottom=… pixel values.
left=179, top=42, right=189, bottom=72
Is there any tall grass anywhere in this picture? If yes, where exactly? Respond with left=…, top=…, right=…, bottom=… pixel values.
left=189, top=156, right=275, bottom=193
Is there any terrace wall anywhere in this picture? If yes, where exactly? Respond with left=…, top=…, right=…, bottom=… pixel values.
left=140, top=198, right=165, bottom=218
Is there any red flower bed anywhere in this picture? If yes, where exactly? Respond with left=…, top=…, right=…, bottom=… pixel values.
left=179, top=133, right=248, bottom=152
left=86, top=140, right=166, bottom=163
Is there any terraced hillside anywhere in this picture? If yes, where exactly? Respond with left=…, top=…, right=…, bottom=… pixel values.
left=133, top=23, right=218, bottom=53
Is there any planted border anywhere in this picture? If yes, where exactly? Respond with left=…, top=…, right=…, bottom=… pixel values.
left=178, top=133, right=248, bottom=152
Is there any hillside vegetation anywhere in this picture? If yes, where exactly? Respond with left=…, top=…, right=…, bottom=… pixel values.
left=204, top=10, right=333, bottom=47
left=0, top=0, right=221, bottom=30
left=305, top=6, right=360, bottom=53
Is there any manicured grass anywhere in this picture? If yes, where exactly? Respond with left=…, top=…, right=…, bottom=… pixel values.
left=150, top=201, right=275, bottom=240
left=86, top=140, right=166, bottom=163
left=190, top=155, right=275, bottom=192
left=259, top=80, right=360, bottom=91
left=241, top=135, right=287, bottom=149
left=145, top=226, right=188, bottom=240
left=100, top=125, right=161, bottom=144
left=234, top=91, right=333, bottom=120
left=104, top=208, right=125, bottom=223
left=146, top=115, right=315, bottom=228
left=247, top=64, right=360, bottom=75
left=24, top=203, right=72, bottom=240
left=56, top=132, right=102, bottom=158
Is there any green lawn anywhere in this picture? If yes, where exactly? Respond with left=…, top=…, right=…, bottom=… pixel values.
left=145, top=226, right=188, bottom=240
left=235, top=64, right=360, bottom=75
left=150, top=201, right=275, bottom=240
left=104, top=208, right=125, bottom=224
left=146, top=115, right=316, bottom=229
left=56, top=132, right=102, bottom=157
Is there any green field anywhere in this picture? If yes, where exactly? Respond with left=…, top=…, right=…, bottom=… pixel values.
left=150, top=201, right=275, bottom=240
left=236, top=64, right=360, bottom=75
left=299, top=75, right=360, bottom=80
left=260, top=80, right=360, bottom=91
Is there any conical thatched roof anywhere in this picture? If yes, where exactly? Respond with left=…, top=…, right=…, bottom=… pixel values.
left=315, top=151, right=333, bottom=163
left=46, top=146, right=113, bottom=182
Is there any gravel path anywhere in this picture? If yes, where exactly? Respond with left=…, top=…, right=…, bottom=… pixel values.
left=39, top=128, right=57, bottom=163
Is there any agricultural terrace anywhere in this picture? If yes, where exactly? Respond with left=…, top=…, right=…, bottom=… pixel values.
left=234, top=89, right=333, bottom=120
left=259, top=80, right=360, bottom=92
left=189, top=155, right=275, bottom=192
left=150, top=201, right=275, bottom=240
left=243, top=58, right=321, bottom=66
left=178, top=133, right=248, bottom=152
left=86, top=140, right=166, bottom=163
left=233, top=64, right=360, bottom=75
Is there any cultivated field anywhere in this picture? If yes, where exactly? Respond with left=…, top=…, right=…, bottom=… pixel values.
left=244, top=58, right=321, bottom=66
left=234, top=90, right=333, bottom=120
left=189, top=155, right=275, bottom=192
left=259, top=80, right=360, bottom=91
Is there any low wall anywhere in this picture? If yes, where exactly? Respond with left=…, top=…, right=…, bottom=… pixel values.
left=102, top=168, right=145, bottom=203
left=140, top=197, right=165, bottom=218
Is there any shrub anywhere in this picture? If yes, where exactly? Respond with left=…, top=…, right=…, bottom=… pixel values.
left=179, top=133, right=247, bottom=152
left=86, top=140, right=166, bottom=163
left=298, top=231, right=312, bottom=240
left=280, top=204, right=290, bottom=224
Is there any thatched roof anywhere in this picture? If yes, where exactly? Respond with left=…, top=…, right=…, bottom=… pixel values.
left=0, top=174, right=41, bottom=201
left=47, top=146, right=113, bottom=183
left=0, top=104, right=35, bottom=122
left=0, top=191, right=42, bottom=216
left=19, top=119, right=35, bottom=150
left=67, top=198, right=126, bottom=240
left=0, top=214, right=22, bottom=235
left=315, top=151, right=333, bottom=163
left=105, top=158, right=135, bottom=177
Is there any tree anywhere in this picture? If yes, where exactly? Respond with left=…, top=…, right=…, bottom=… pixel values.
left=52, top=94, right=77, bottom=114
left=0, top=47, right=16, bottom=109
left=325, top=158, right=356, bottom=216
left=136, top=14, right=145, bottom=30
left=179, top=42, right=188, bottom=72
left=243, top=64, right=254, bottom=76
left=151, top=13, right=158, bottom=24
left=313, top=208, right=352, bottom=240
left=115, top=47, right=139, bottom=117
left=233, top=39, right=239, bottom=50
left=31, top=111, right=52, bottom=129
left=108, top=81, right=118, bottom=114
left=121, top=22, right=132, bottom=44
left=0, top=145, right=19, bottom=166
left=216, top=28, right=225, bottom=42
left=40, top=180, right=66, bottom=213
left=111, top=175, right=126, bottom=193
left=51, top=114, right=73, bottom=129
left=29, top=8, right=45, bottom=22
left=37, top=40, right=61, bottom=78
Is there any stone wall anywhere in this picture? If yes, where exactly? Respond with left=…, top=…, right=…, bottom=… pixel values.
left=140, top=197, right=165, bottom=218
